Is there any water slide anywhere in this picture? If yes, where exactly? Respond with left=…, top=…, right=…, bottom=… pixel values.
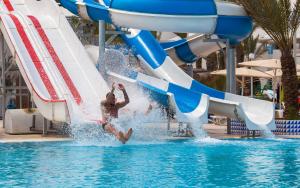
left=0, top=0, right=207, bottom=124
left=61, top=0, right=276, bottom=130
left=160, top=33, right=225, bottom=65
left=0, top=0, right=110, bottom=123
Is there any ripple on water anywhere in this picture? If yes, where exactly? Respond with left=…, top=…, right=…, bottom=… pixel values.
left=1, top=139, right=300, bottom=187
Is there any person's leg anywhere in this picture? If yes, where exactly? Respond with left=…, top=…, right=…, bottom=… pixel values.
left=104, top=124, right=126, bottom=144
left=125, top=128, right=133, bottom=141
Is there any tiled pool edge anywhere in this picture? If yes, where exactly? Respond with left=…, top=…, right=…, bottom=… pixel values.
left=230, top=120, right=300, bottom=136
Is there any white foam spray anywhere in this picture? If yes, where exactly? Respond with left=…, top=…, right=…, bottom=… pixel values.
left=66, top=48, right=170, bottom=145
left=260, top=126, right=275, bottom=139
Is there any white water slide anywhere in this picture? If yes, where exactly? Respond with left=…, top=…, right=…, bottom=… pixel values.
left=0, top=0, right=110, bottom=123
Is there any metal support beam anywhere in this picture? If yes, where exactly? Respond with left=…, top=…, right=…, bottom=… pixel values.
left=43, top=118, right=47, bottom=135
left=30, top=114, right=36, bottom=131
left=186, top=64, right=193, bottom=78
left=105, top=34, right=118, bottom=46
left=19, top=73, right=22, bottom=108
left=226, top=41, right=236, bottom=94
left=4, top=63, right=14, bottom=75
left=0, top=33, right=6, bottom=127
left=97, top=20, right=106, bottom=73
left=1, top=86, right=28, bottom=90
left=11, top=93, right=29, bottom=97
left=204, top=38, right=236, bottom=94
left=250, top=77, right=254, bottom=98
left=105, top=30, right=126, bottom=35
left=226, top=41, right=231, bottom=93
left=229, top=47, right=236, bottom=94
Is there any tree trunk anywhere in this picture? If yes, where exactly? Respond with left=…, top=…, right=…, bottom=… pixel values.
left=218, top=51, right=226, bottom=70
left=280, top=49, right=299, bottom=119
left=206, top=53, right=218, bottom=72
left=236, top=43, right=244, bottom=64
left=196, top=58, right=202, bottom=69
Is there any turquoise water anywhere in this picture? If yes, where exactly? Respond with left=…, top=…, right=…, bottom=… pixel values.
left=0, top=139, right=300, bottom=187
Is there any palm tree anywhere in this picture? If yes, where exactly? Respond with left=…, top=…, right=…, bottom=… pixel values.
left=235, top=0, right=300, bottom=119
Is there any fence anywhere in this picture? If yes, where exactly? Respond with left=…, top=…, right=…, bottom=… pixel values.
left=230, top=119, right=300, bottom=136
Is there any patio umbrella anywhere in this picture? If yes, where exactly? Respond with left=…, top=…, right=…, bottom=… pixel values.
left=239, top=59, right=281, bottom=69
left=265, top=69, right=300, bottom=77
left=239, top=59, right=300, bottom=101
left=211, top=68, right=272, bottom=78
left=239, top=59, right=300, bottom=70
left=211, top=68, right=272, bottom=96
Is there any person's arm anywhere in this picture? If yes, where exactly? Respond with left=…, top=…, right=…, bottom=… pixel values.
left=100, top=101, right=109, bottom=122
left=111, top=83, right=116, bottom=93
left=116, top=84, right=129, bottom=109
left=145, top=103, right=153, bottom=115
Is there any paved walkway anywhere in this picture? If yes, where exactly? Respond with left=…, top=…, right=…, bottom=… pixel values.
left=0, top=121, right=71, bottom=143
left=203, top=124, right=241, bottom=139
left=0, top=121, right=299, bottom=143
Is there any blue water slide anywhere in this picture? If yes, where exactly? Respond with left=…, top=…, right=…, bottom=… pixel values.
left=61, top=0, right=275, bottom=130
left=122, top=30, right=275, bottom=130
left=160, top=34, right=225, bottom=64
left=107, top=71, right=209, bottom=123
left=60, top=0, right=252, bottom=44
left=161, top=38, right=199, bottom=64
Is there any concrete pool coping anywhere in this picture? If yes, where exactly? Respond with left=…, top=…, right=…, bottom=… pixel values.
left=0, top=121, right=299, bottom=143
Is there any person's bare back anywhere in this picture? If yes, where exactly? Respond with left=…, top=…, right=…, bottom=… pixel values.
left=100, top=83, right=132, bottom=144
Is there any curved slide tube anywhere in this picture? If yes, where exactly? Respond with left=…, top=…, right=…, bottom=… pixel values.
left=61, top=0, right=252, bottom=44
left=123, top=30, right=275, bottom=131
left=160, top=34, right=225, bottom=65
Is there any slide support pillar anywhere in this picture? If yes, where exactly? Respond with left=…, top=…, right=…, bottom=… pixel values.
left=43, top=118, right=47, bottom=135
left=98, top=20, right=106, bottom=74
left=19, top=73, right=22, bottom=108
left=250, top=76, right=253, bottom=98
left=0, top=32, right=5, bottom=127
left=186, top=63, right=193, bottom=78
left=226, top=42, right=236, bottom=94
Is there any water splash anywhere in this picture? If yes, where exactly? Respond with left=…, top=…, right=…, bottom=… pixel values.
left=260, top=127, right=276, bottom=139
left=174, top=108, right=208, bottom=139
left=194, top=137, right=224, bottom=144
left=66, top=77, right=170, bottom=145
left=110, top=48, right=210, bottom=140
left=67, top=47, right=211, bottom=145
left=189, top=120, right=208, bottom=138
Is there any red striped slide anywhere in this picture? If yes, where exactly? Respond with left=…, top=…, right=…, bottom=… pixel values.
left=28, top=15, right=82, bottom=104
left=9, top=14, right=59, bottom=100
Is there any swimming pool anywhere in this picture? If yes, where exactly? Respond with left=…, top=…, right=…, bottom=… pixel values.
left=0, top=138, right=299, bottom=187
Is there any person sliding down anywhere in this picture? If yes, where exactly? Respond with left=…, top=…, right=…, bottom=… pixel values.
left=101, top=83, right=133, bottom=144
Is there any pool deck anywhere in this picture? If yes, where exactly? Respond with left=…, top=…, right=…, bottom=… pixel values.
left=0, top=129, right=72, bottom=143
left=0, top=121, right=71, bottom=143
left=0, top=121, right=299, bottom=143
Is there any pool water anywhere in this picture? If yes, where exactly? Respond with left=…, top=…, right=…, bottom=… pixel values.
left=0, top=138, right=300, bottom=187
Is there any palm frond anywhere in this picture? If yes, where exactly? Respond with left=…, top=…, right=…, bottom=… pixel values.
left=235, top=0, right=300, bottom=52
